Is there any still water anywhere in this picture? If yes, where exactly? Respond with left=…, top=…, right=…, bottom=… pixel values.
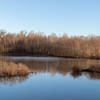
left=0, top=57, right=100, bottom=100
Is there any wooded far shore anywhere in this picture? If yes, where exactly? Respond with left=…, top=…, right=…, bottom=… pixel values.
left=0, top=30, right=100, bottom=59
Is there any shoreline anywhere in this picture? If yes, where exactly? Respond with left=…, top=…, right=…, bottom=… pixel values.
left=1, top=53, right=100, bottom=60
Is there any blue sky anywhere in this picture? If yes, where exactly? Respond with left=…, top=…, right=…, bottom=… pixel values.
left=0, top=0, right=100, bottom=36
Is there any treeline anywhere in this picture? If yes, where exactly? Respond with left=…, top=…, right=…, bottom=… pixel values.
left=0, top=30, right=100, bottom=58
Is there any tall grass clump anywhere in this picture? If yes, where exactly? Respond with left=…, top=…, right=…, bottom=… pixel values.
left=0, top=62, right=30, bottom=76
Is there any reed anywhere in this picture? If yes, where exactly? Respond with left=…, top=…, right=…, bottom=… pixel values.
left=0, top=62, right=30, bottom=76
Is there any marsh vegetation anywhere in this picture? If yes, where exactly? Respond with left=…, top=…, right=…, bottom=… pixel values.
left=0, top=61, right=30, bottom=76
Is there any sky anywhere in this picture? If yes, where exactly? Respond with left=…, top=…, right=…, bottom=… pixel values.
left=0, top=0, right=100, bottom=36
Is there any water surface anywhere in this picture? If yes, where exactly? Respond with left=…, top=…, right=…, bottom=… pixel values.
left=0, top=57, right=100, bottom=100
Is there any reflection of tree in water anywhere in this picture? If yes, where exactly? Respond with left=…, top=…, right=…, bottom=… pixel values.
left=71, top=71, right=100, bottom=80
left=15, top=59, right=100, bottom=80
left=85, top=72, right=100, bottom=80
left=70, top=71, right=82, bottom=78
left=1, top=58, right=100, bottom=84
left=0, top=75, right=29, bottom=86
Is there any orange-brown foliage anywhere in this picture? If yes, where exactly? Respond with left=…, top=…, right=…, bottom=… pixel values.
left=0, top=30, right=100, bottom=58
left=0, top=62, right=30, bottom=76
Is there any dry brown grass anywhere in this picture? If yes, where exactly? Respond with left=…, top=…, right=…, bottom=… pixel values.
left=0, top=62, right=30, bottom=76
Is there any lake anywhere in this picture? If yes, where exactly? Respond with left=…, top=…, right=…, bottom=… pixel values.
left=0, top=57, right=100, bottom=100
